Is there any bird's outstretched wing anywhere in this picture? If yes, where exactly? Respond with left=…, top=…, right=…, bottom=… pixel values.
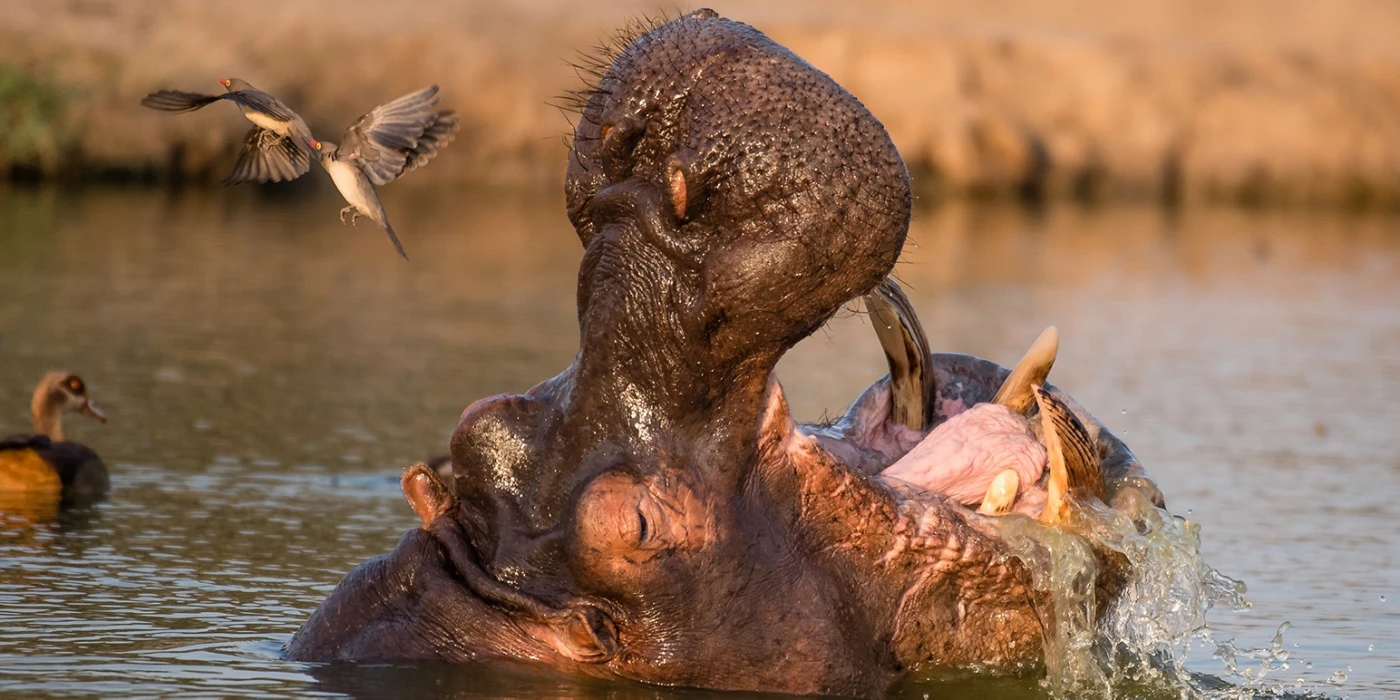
left=224, top=127, right=311, bottom=184
left=143, top=87, right=301, bottom=123
left=140, top=90, right=226, bottom=112
left=339, top=85, right=445, bottom=186
left=391, top=111, right=461, bottom=181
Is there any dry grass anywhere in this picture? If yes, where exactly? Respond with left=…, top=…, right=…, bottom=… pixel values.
left=2, top=0, right=1399, bottom=205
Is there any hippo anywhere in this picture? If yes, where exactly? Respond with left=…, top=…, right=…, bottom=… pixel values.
left=286, top=10, right=1164, bottom=696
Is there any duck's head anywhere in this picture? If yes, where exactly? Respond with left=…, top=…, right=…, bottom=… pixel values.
left=34, top=372, right=106, bottom=426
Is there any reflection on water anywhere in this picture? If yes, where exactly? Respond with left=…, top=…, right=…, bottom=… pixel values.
left=0, top=186, right=1397, bottom=697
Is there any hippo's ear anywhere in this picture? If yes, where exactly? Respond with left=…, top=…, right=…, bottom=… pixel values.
left=547, top=604, right=618, bottom=663
left=401, top=463, right=455, bottom=527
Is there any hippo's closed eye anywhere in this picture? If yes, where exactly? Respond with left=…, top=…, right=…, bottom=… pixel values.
left=571, top=470, right=715, bottom=589
left=583, top=473, right=661, bottom=536
left=573, top=471, right=667, bottom=573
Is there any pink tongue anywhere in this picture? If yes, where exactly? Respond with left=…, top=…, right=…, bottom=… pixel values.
left=879, top=403, right=1046, bottom=505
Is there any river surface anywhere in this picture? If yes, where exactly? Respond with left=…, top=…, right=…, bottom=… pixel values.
left=0, top=186, right=1396, bottom=698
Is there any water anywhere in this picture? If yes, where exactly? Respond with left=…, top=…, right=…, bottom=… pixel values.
left=1, top=186, right=1397, bottom=697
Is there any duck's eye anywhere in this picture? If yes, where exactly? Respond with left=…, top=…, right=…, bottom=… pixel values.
left=67, top=378, right=84, bottom=393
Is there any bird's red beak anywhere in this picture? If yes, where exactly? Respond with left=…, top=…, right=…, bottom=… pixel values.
left=311, top=140, right=321, bottom=150
left=219, top=78, right=231, bottom=88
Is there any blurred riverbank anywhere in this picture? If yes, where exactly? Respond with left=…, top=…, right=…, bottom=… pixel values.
left=2, top=0, right=1399, bottom=207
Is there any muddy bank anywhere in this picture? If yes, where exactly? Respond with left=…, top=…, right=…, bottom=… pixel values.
left=2, top=0, right=1399, bottom=206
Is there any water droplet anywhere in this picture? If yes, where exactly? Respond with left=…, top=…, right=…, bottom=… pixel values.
left=1305, top=662, right=1313, bottom=669
left=1368, top=644, right=1374, bottom=651
left=1295, top=678, right=1305, bottom=686
left=1120, top=409, right=1128, bottom=415
left=1187, top=508, right=1193, bottom=515
left=1381, top=595, right=1387, bottom=602
left=1328, top=670, right=1348, bottom=685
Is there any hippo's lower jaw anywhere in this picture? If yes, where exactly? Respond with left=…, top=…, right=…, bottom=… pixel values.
left=753, top=385, right=1041, bottom=672
left=754, top=361, right=1142, bottom=676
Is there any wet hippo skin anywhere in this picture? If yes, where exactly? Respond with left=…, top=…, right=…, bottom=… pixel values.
left=286, top=10, right=1159, bottom=696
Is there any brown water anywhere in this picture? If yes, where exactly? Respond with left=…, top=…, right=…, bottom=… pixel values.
left=0, top=186, right=1396, bottom=698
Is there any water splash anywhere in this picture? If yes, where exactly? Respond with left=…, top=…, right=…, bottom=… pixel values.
left=993, top=514, right=1110, bottom=697
left=988, top=495, right=1323, bottom=698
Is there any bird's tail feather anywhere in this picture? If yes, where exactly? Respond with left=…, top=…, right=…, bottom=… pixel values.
left=141, top=90, right=225, bottom=113
left=380, top=220, right=409, bottom=260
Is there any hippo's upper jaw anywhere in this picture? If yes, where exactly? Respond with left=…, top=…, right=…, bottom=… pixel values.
left=564, top=8, right=908, bottom=406
left=286, top=9, right=1159, bottom=697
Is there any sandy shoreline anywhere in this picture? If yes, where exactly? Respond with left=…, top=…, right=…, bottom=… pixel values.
left=2, top=0, right=1398, bottom=206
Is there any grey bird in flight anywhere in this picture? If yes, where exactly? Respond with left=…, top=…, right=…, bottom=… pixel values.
left=141, top=78, right=317, bottom=184
left=311, top=85, right=460, bottom=260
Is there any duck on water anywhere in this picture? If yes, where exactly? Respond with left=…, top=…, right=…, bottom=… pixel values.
left=0, top=372, right=109, bottom=504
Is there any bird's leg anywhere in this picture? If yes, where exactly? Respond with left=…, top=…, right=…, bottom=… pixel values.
left=339, top=206, right=360, bottom=226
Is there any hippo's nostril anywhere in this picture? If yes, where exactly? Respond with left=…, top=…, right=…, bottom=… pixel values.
left=600, top=116, right=644, bottom=177
left=592, top=180, right=704, bottom=268
left=667, top=157, right=688, bottom=220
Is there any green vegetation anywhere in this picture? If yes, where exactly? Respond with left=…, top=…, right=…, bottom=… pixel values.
left=0, top=65, right=69, bottom=173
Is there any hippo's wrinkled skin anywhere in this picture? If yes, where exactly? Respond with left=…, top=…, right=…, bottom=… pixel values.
left=286, top=11, right=1159, bottom=696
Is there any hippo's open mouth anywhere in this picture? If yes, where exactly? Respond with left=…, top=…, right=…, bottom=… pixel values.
left=285, top=9, right=1165, bottom=697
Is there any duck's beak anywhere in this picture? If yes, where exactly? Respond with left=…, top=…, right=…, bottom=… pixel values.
left=80, top=400, right=107, bottom=424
